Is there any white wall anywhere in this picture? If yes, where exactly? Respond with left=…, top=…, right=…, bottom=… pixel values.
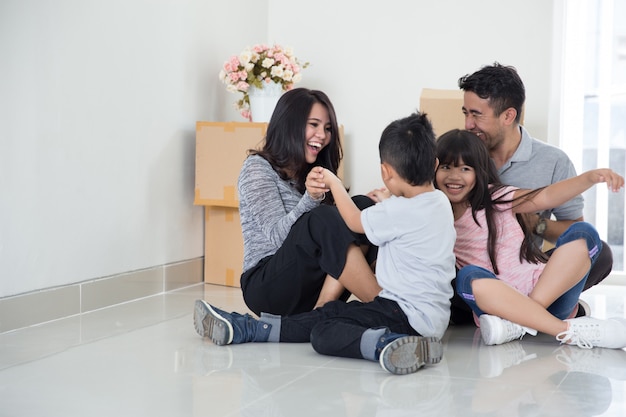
left=0, top=0, right=269, bottom=297
left=267, top=0, right=555, bottom=193
left=0, top=0, right=557, bottom=298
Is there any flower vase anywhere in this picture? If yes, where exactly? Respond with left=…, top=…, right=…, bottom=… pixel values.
left=248, top=81, right=283, bottom=122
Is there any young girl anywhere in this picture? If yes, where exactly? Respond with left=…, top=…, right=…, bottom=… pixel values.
left=435, top=129, right=626, bottom=349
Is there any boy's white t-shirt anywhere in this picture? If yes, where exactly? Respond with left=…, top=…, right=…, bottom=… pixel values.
left=361, top=189, right=456, bottom=338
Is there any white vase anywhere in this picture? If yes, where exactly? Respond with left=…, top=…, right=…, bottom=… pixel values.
left=248, top=81, right=283, bottom=122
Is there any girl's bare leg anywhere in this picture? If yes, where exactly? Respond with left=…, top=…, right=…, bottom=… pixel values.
left=473, top=279, right=568, bottom=336
left=529, top=239, right=590, bottom=309
left=473, top=238, right=591, bottom=337
left=314, top=244, right=381, bottom=309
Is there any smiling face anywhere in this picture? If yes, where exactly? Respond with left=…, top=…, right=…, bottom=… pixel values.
left=462, top=91, right=507, bottom=152
left=436, top=157, right=476, bottom=209
left=304, top=102, right=331, bottom=164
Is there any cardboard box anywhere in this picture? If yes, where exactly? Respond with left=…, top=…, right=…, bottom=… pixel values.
left=203, top=206, right=243, bottom=287
left=419, top=88, right=466, bottom=138
left=195, top=122, right=267, bottom=206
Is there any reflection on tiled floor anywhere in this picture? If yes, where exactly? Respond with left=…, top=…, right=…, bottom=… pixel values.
left=1, top=283, right=625, bottom=416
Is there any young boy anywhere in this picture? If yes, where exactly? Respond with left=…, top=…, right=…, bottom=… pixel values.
left=193, top=112, right=456, bottom=375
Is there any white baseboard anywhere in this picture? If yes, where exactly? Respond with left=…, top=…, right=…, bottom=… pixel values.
left=0, top=257, right=203, bottom=334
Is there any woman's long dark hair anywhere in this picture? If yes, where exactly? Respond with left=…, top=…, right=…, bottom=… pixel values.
left=250, top=88, right=342, bottom=202
left=436, top=129, right=547, bottom=274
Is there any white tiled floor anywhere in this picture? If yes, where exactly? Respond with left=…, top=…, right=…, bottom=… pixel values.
left=1, top=283, right=625, bottom=416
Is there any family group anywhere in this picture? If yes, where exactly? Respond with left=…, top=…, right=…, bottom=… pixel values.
left=193, top=63, right=626, bottom=375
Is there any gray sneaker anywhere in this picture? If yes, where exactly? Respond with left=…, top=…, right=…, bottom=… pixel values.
left=379, top=336, right=442, bottom=375
left=193, top=300, right=272, bottom=345
left=193, top=300, right=233, bottom=345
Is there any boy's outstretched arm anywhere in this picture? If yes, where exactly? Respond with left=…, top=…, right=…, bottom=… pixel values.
left=513, top=168, right=624, bottom=213
left=315, top=167, right=365, bottom=234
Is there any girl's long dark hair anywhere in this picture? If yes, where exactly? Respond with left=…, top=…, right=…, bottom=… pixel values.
left=250, top=88, right=342, bottom=203
left=436, top=129, right=547, bottom=274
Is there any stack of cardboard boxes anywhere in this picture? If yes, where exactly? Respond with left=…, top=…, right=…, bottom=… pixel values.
left=194, top=122, right=267, bottom=287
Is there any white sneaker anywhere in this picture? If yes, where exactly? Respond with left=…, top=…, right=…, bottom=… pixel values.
left=479, top=314, right=538, bottom=346
left=558, top=317, right=626, bottom=349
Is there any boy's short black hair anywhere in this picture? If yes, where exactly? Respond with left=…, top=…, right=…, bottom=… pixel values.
left=379, top=112, right=436, bottom=186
